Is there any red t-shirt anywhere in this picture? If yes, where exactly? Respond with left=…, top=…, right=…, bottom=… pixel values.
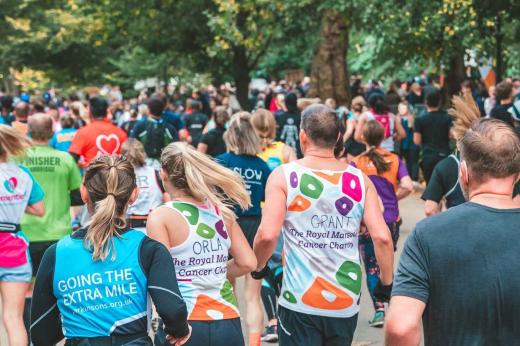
left=69, top=119, right=128, bottom=165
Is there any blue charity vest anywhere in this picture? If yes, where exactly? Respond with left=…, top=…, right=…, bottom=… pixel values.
left=53, top=229, right=150, bottom=337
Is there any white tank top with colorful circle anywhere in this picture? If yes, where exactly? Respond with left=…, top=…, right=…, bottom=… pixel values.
left=164, top=201, right=239, bottom=321
left=279, top=161, right=365, bottom=318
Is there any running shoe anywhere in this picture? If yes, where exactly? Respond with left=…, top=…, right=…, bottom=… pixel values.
left=369, top=310, right=385, bottom=328
left=261, top=325, right=278, bottom=343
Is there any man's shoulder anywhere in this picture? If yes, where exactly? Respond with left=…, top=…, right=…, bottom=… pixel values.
left=414, top=203, right=474, bottom=236
left=435, top=155, right=458, bottom=171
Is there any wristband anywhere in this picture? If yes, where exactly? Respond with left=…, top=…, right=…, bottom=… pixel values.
left=251, top=265, right=270, bottom=280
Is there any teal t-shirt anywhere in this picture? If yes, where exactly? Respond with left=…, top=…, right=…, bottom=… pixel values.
left=19, top=145, right=82, bottom=241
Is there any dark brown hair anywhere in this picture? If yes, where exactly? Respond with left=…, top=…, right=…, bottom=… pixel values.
left=458, top=118, right=520, bottom=183
left=361, top=120, right=390, bottom=174
left=495, top=81, right=513, bottom=102
left=83, top=155, right=137, bottom=260
left=301, top=104, right=340, bottom=148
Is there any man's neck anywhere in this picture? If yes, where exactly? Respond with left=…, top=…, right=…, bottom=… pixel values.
left=303, top=147, right=335, bottom=159
left=500, top=98, right=513, bottom=105
left=469, top=177, right=518, bottom=209
left=427, top=107, right=439, bottom=113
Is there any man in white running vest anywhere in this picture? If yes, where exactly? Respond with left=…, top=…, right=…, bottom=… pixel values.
left=253, top=104, right=394, bottom=346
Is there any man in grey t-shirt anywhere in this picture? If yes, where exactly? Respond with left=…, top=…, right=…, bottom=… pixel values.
left=386, top=118, right=520, bottom=345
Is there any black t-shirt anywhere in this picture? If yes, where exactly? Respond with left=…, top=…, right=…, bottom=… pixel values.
left=414, top=110, right=452, bottom=156
left=490, top=103, right=514, bottom=127
left=276, top=111, right=301, bottom=157
left=199, top=127, right=226, bottom=158
left=184, top=112, right=209, bottom=147
left=421, top=154, right=465, bottom=208
left=393, top=203, right=520, bottom=345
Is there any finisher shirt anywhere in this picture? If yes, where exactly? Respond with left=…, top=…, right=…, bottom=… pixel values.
left=393, top=203, right=520, bottom=345
left=0, top=163, right=44, bottom=267
left=19, top=145, right=82, bottom=242
left=216, top=153, right=271, bottom=217
left=69, top=119, right=128, bottom=166
left=279, top=162, right=365, bottom=318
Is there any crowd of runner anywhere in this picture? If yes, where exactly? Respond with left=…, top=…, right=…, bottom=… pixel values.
left=0, top=75, right=519, bottom=346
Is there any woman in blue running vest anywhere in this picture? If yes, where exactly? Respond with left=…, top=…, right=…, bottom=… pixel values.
left=30, top=155, right=192, bottom=346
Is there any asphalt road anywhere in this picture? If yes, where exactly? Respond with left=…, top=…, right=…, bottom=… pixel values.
left=0, top=193, right=425, bottom=346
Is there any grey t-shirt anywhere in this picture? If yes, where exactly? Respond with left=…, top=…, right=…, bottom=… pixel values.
left=393, top=202, right=520, bottom=345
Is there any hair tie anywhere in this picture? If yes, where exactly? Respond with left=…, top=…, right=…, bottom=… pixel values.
left=106, top=193, right=116, bottom=198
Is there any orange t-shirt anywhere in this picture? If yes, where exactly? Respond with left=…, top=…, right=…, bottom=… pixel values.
left=68, top=119, right=128, bottom=165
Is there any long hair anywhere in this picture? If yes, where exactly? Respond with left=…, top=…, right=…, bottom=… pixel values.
left=251, top=109, right=277, bottom=140
left=361, top=120, right=390, bottom=174
left=121, top=139, right=146, bottom=167
left=449, top=93, right=481, bottom=141
left=83, top=156, right=136, bottom=261
left=0, top=124, right=32, bottom=159
left=224, top=112, right=262, bottom=156
left=161, top=142, right=251, bottom=222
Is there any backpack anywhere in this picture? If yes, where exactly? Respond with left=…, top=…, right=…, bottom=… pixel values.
left=138, top=119, right=175, bottom=159
left=368, top=110, right=391, bottom=138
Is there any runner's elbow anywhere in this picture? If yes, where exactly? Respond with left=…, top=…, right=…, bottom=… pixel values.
left=255, top=228, right=278, bottom=247
left=371, top=230, right=393, bottom=249
left=385, top=312, right=420, bottom=345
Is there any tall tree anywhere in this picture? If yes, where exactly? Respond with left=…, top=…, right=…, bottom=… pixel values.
left=307, top=9, right=351, bottom=105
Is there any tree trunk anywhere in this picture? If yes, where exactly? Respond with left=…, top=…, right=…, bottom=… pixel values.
left=307, top=10, right=350, bottom=106
left=445, top=51, right=466, bottom=97
left=233, top=46, right=251, bottom=111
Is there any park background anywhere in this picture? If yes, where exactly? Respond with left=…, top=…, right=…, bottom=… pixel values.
left=1, top=0, right=519, bottom=106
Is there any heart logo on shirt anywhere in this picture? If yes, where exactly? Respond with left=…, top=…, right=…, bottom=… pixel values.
left=95, top=134, right=120, bottom=155
left=3, top=177, right=17, bottom=193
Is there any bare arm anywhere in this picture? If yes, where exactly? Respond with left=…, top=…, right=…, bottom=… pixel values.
left=362, top=176, right=394, bottom=285
left=393, top=114, right=406, bottom=140
left=424, top=200, right=441, bottom=217
left=413, top=132, right=422, bottom=146
left=343, top=119, right=356, bottom=142
left=283, top=144, right=297, bottom=163
left=397, top=176, right=414, bottom=200
left=146, top=207, right=175, bottom=248
left=227, top=220, right=257, bottom=279
left=354, top=114, right=368, bottom=143
left=197, top=143, right=208, bottom=154
left=253, top=167, right=287, bottom=270
left=25, top=201, right=45, bottom=217
left=385, top=296, right=425, bottom=346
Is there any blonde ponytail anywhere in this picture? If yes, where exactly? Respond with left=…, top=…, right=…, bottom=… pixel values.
left=161, top=142, right=251, bottom=222
left=83, top=156, right=136, bottom=261
left=0, top=124, right=32, bottom=159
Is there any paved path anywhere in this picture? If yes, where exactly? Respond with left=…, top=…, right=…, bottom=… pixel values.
left=0, top=194, right=425, bottom=345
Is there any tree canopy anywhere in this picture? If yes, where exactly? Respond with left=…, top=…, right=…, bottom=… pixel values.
left=1, top=0, right=519, bottom=100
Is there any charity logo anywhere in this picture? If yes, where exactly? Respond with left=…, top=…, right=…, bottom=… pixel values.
left=3, top=177, right=17, bottom=193
left=96, top=134, right=121, bottom=155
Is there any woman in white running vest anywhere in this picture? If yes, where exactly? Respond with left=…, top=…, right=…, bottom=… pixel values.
left=147, top=142, right=257, bottom=346
left=121, top=139, right=168, bottom=233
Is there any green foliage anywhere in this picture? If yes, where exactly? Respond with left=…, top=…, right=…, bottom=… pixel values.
left=0, top=0, right=519, bottom=94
